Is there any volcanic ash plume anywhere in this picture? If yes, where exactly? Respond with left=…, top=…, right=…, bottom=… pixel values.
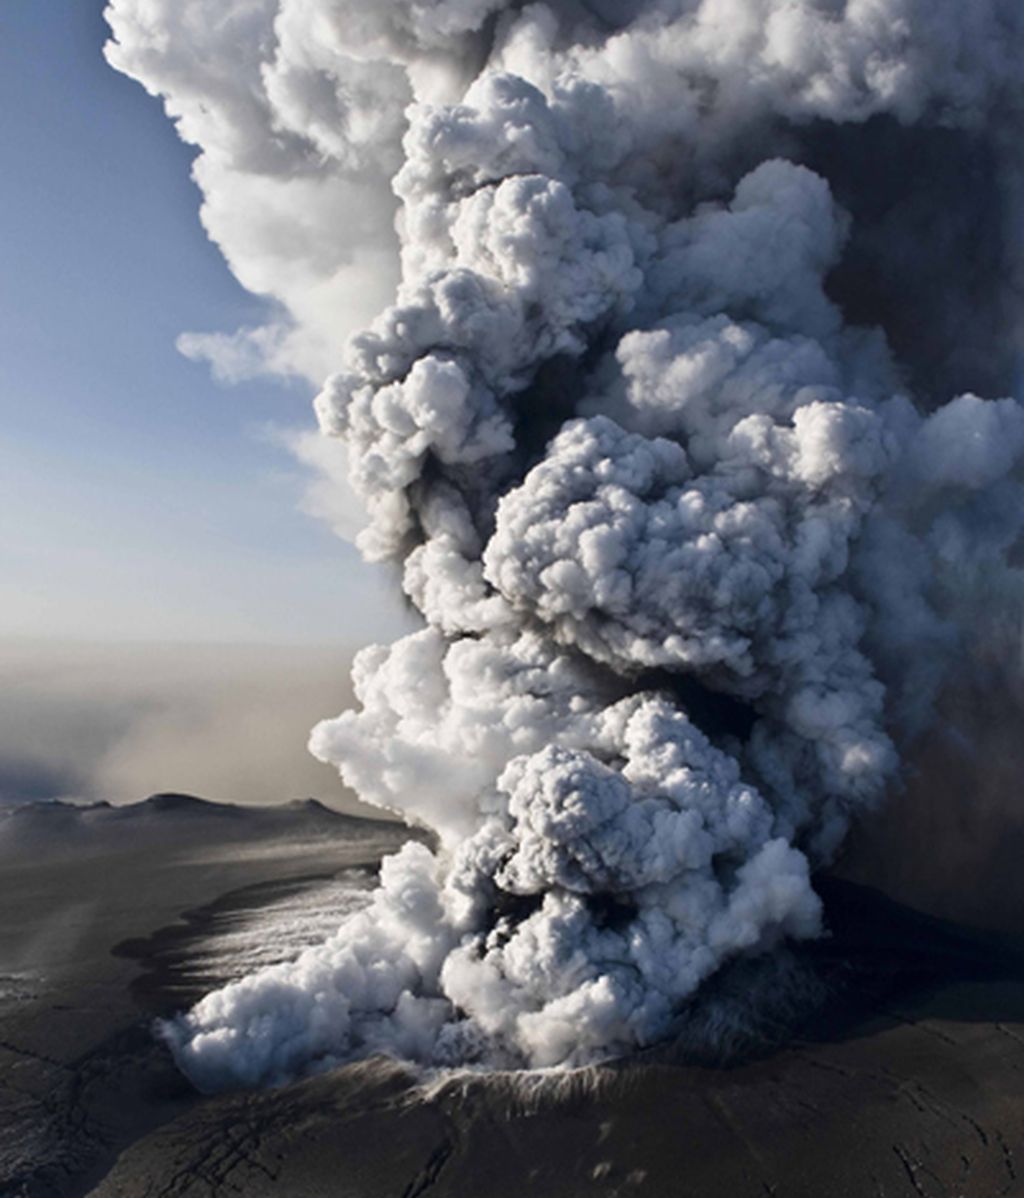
left=106, top=0, right=1024, bottom=1086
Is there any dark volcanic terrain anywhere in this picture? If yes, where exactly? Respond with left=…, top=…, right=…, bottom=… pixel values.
left=0, top=795, right=411, bottom=1197
left=2, top=796, right=1023, bottom=1198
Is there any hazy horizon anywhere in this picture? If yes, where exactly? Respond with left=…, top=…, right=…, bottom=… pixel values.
left=0, top=636, right=392, bottom=816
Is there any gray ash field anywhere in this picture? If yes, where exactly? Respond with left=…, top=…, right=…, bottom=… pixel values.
left=0, top=796, right=412, bottom=1197
left=3, top=794, right=1024, bottom=1198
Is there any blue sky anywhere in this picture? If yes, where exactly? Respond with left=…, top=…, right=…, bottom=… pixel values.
left=0, top=1, right=405, bottom=644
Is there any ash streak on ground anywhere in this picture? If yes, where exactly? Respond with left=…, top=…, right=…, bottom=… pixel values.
left=183, top=871, right=376, bottom=985
left=104, top=0, right=1024, bottom=1085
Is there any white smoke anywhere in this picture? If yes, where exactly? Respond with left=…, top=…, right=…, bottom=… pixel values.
left=105, top=0, right=1024, bottom=1086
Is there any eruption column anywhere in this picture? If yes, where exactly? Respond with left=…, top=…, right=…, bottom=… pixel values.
left=106, top=0, right=1024, bottom=1086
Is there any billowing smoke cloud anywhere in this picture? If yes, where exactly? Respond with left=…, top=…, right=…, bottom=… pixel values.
left=106, top=0, right=1024, bottom=1086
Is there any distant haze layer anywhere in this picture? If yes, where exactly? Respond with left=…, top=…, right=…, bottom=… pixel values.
left=0, top=639, right=377, bottom=814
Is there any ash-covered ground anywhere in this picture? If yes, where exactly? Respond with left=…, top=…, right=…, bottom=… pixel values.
left=0, top=795, right=412, bottom=1197
left=2, top=791, right=1023, bottom=1198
